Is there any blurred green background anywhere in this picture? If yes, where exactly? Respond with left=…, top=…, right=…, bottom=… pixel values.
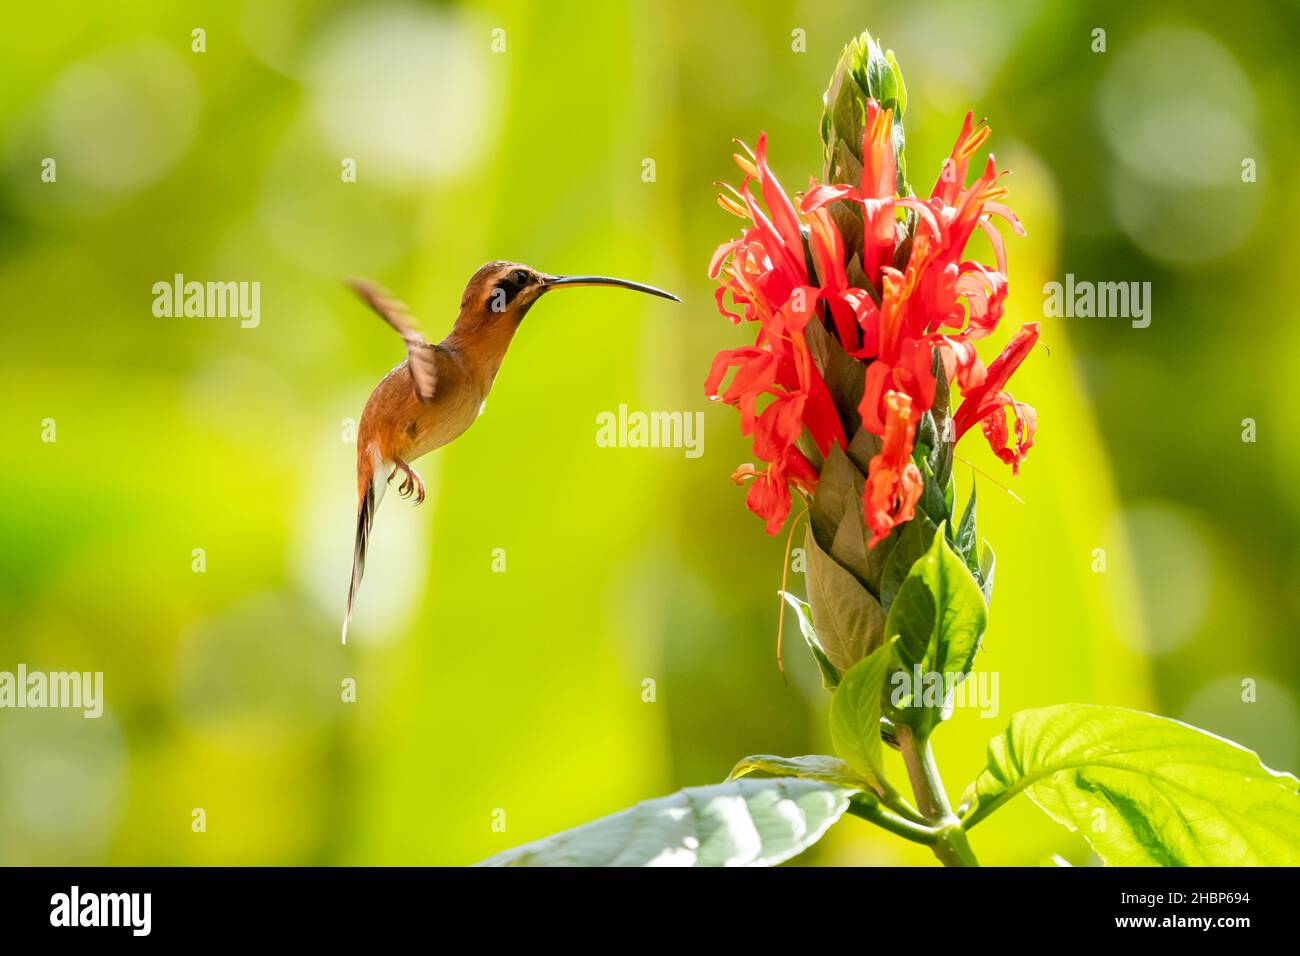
left=1, top=0, right=1296, bottom=866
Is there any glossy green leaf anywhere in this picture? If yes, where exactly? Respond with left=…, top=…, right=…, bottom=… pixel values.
left=879, top=513, right=937, bottom=613
left=477, top=778, right=855, bottom=867
left=729, top=753, right=863, bottom=789
left=885, top=521, right=987, bottom=681
left=780, top=591, right=840, bottom=689
left=961, top=704, right=1300, bottom=866
left=828, top=640, right=896, bottom=787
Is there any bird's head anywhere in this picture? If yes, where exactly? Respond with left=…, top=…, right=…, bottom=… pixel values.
left=458, top=261, right=679, bottom=330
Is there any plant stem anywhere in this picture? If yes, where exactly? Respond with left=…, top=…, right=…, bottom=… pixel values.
left=897, top=725, right=948, bottom=819
left=876, top=781, right=928, bottom=825
left=896, top=725, right=980, bottom=867
left=846, top=797, right=937, bottom=845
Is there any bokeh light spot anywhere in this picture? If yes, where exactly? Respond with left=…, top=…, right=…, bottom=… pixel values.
left=1107, top=502, right=1212, bottom=656
left=1180, top=675, right=1299, bottom=773
left=304, top=4, right=497, bottom=186
left=1098, top=26, right=1260, bottom=262
left=44, top=40, right=198, bottom=195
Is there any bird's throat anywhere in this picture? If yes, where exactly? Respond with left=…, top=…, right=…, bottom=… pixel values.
left=443, top=316, right=521, bottom=393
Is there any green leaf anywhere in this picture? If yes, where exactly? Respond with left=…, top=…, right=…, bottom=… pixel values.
left=804, top=317, right=867, bottom=436
left=885, top=49, right=907, bottom=118
left=978, top=539, right=996, bottom=606
left=868, top=50, right=896, bottom=114
left=961, top=705, right=1300, bottom=866
left=821, top=31, right=910, bottom=196
left=916, top=451, right=951, bottom=528
left=885, top=520, right=987, bottom=689
left=818, top=459, right=889, bottom=598
left=832, top=140, right=865, bottom=192
left=477, top=778, right=855, bottom=867
left=809, top=443, right=864, bottom=559
left=729, top=753, right=863, bottom=789
left=846, top=425, right=882, bottom=477
left=827, top=202, right=866, bottom=274
left=880, top=513, right=937, bottom=613
left=954, top=483, right=979, bottom=576
left=892, top=120, right=910, bottom=197
left=828, top=640, right=897, bottom=788
left=830, top=69, right=864, bottom=160
left=844, top=251, right=871, bottom=291
left=830, top=509, right=872, bottom=586
left=928, top=348, right=953, bottom=489
left=804, top=528, right=886, bottom=673
left=780, top=591, right=840, bottom=689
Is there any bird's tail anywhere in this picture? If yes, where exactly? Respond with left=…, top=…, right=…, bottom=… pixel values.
left=342, top=448, right=388, bottom=644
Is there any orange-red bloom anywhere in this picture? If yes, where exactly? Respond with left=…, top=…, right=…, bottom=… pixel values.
left=708, top=106, right=1037, bottom=543
left=953, top=321, right=1040, bottom=472
left=864, top=391, right=924, bottom=547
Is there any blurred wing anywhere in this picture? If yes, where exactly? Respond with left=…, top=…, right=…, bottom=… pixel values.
left=404, top=345, right=439, bottom=404
left=349, top=277, right=439, bottom=403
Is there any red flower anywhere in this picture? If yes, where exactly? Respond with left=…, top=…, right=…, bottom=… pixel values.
left=802, top=101, right=934, bottom=305
left=708, top=105, right=1037, bottom=543
left=732, top=449, right=819, bottom=535
left=952, top=322, right=1040, bottom=472
left=864, top=390, right=924, bottom=546
left=707, top=141, right=847, bottom=532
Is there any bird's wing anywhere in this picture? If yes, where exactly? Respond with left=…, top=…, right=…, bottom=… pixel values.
left=348, top=277, right=439, bottom=403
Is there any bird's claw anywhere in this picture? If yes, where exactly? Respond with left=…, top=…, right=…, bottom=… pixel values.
left=388, top=461, right=426, bottom=505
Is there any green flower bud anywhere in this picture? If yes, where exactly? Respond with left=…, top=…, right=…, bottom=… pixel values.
left=820, top=31, right=910, bottom=196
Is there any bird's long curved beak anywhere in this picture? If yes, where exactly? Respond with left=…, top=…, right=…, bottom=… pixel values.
left=542, top=274, right=680, bottom=302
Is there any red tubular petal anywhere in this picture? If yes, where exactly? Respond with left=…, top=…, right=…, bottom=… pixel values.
left=708, top=122, right=1032, bottom=535
left=863, top=390, right=923, bottom=547
left=745, top=465, right=792, bottom=535
left=709, top=239, right=743, bottom=279
left=969, top=393, right=1038, bottom=474
left=953, top=322, right=1039, bottom=437
left=801, top=182, right=859, bottom=212
left=754, top=133, right=808, bottom=280
left=859, top=360, right=890, bottom=435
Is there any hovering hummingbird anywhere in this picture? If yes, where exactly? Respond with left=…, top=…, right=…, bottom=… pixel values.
left=342, top=261, right=680, bottom=643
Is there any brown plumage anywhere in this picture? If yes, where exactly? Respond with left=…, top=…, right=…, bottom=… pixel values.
left=342, top=261, right=679, bottom=642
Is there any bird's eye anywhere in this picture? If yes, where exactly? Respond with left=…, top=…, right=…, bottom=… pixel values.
left=511, top=269, right=530, bottom=286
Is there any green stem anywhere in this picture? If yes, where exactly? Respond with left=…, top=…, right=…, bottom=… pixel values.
left=896, top=725, right=980, bottom=867
left=875, top=781, right=928, bottom=826
left=846, top=796, right=937, bottom=846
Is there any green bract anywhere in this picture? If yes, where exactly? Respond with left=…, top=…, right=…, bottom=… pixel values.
left=805, top=528, right=885, bottom=675
left=821, top=30, right=910, bottom=195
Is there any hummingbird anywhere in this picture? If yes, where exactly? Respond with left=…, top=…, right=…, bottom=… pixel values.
left=342, top=261, right=680, bottom=643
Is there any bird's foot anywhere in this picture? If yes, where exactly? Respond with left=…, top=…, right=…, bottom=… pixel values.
left=388, top=459, right=426, bottom=505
